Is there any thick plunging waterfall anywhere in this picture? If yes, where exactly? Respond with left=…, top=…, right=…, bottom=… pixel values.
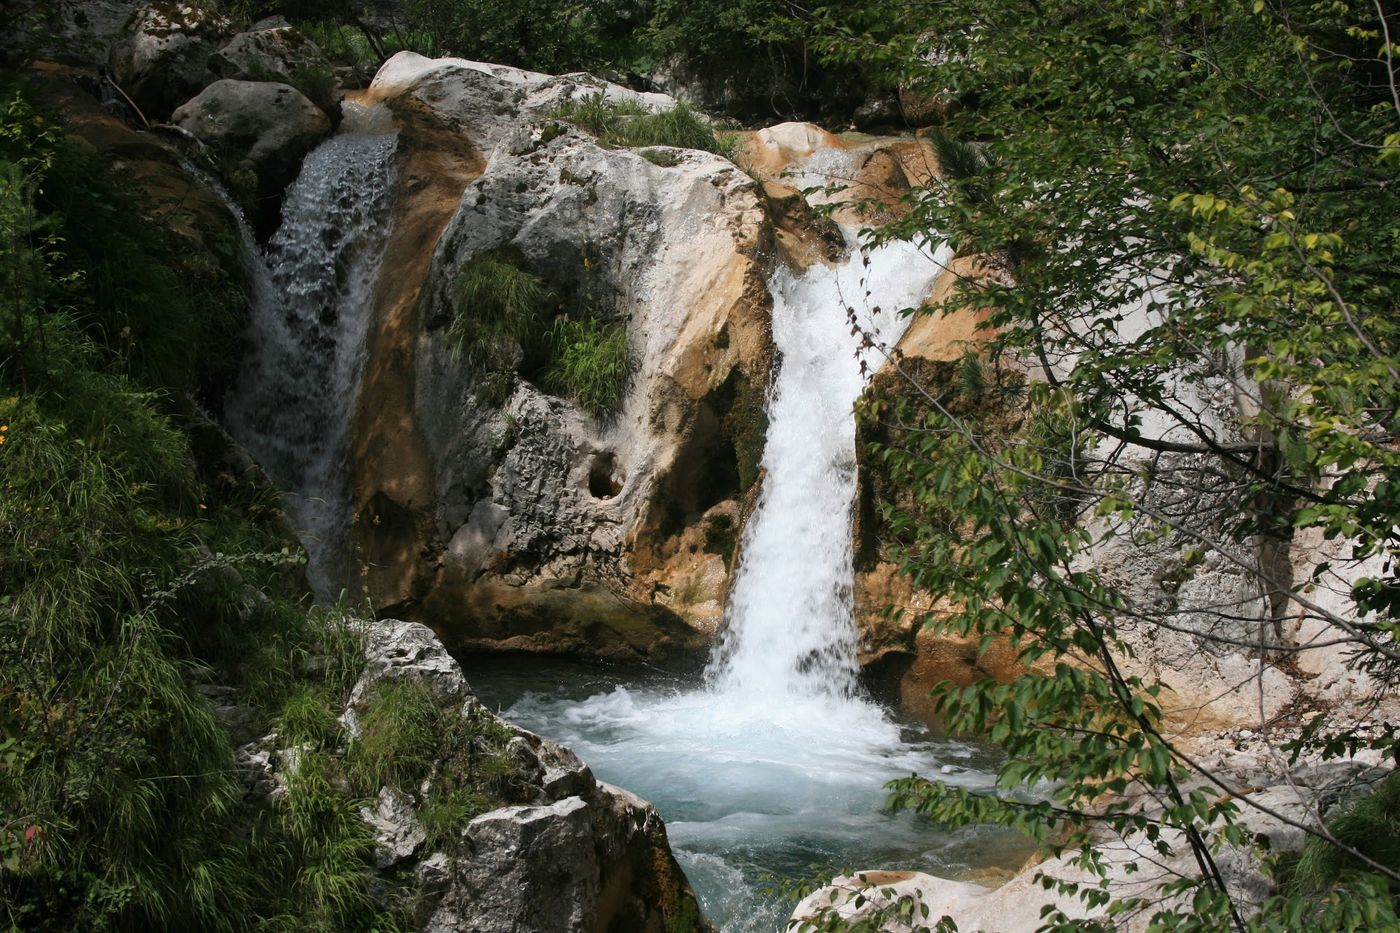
left=479, top=233, right=1021, bottom=930
left=707, top=236, right=949, bottom=701
left=224, top=130, right=399, bottom=597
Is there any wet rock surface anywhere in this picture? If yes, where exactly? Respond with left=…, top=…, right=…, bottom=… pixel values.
left=172, top=78, right=331, bottom=211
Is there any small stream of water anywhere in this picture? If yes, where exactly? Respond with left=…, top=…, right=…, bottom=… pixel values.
left=223, top=127, right=399, bottom=598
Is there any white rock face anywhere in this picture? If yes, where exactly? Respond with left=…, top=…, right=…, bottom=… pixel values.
left=350, top=53, right=782, bottom=652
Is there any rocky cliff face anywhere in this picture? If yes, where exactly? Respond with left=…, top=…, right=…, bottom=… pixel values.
left=337, top=54, right=776, bottom=659
left=239, top=619, right=702, bottom=932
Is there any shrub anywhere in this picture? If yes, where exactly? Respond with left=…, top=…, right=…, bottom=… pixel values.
left=0, top=83, right=394, bottom=931
left=543, top=315, right=634, bottom=419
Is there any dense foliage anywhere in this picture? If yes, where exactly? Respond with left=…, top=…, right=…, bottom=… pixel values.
left=811, top=0, right=1400, bottom=928
left=226, top=0, right=876, bottom=119
left=0, top=81, right=411, bottom=931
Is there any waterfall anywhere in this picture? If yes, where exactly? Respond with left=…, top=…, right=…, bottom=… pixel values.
left=223, top=129, right=399, bottom=598
left=492, top=231, right=978, bottom=932
left=707, top=234, right=953, bottom=702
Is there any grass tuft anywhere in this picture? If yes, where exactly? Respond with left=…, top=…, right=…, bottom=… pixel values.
left=543, top=316, right=634, bottom=419
left=551, top=93, right=732, bottom=158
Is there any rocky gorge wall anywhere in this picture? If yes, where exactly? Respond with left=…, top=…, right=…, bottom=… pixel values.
left=23, top=2, right=960, bottom=674
left=313, top=53, right=954, bottom=666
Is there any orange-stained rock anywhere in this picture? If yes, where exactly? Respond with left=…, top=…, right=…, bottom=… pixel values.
left=895, top=253, right=1005, bottom=363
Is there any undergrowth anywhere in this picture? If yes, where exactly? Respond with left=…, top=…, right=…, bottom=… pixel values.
left=0, top=81, right=401, bottom=931
left=347, top=679, right=517, bottom=852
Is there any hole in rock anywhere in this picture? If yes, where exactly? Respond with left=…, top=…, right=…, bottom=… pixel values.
left=588, top=452, right=624, bottom=499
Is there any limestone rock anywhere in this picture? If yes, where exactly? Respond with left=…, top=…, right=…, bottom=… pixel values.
left=798, top=832, right=1269, bottom=933
left=792, top=872, right=992, bottom=933
left=109, top=2, right=232, bottom=119
left=349, top=620, right=702, bottom=932
left=438, top=797, right=598, bottom=932
left=898, top=82, right=955, bottom=126
left=210, top=24, right=339, bottom=118
left=361, top=786, right=427, bottom=869
left=172, top=79, right=330, bottom=206
left=345, top=618, right=473, bottom=720
left=348, top=54, right=775, bottom=657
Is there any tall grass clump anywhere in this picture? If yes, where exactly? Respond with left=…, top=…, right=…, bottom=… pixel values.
left=1282, top=772, right=1400, bottom=901
left=549, top=92, right=649, bottom=135
left=447, top=249, right=552, bottom=400
left=544, top=316, right=634, bottom=419
left=551, top=93, right=730, bottom=157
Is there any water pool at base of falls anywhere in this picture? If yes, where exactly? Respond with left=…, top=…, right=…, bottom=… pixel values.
left=458, top=234, right=1037, bottom=929
left=464, top=657, right=1037, bottom=932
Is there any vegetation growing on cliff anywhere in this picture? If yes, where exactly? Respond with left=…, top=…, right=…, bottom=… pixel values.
left=448, top=249, right=635, bottom=417
left=549, top=92, right=738, bottom=159
left=829, top=0, right=1400, bottom=928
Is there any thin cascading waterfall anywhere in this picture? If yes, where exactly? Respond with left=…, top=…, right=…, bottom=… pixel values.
left=706, top=233, right=954, bottom=706
left=223, top=130, right=399, bottom=599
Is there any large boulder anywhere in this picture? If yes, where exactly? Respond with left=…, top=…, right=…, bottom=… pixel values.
left=3, top=0, right=143, bottom=64
left=210, top=23, right=340, bottom=119
left=345, top=54, right=778, bottom=657
left=172, top=79, right=330, bottom=214
left=349, top=620, right=704, bottom=932
left=109, top=1, right=232, bottom=120
left=236, top=619, right=703, bottom=931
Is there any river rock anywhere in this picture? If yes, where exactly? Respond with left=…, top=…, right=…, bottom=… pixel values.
left=210, top=24, right=340, bottom=118
left=441, top=797, right=598, bottom=931
left=109, top=1, right=232, bottom=120
left=378, top=621, right=704, bottom=932
left=797, top=831, right=1270, bottom=933
left=171, top=78, right=330, bottom=210
left=243, top=618, right=702, bottom=931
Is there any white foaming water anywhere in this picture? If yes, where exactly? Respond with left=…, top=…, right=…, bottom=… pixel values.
left=494, top=234, right=992, bottom=930
left=224, top=132, right=399, bottom=598
left=708, top=233, right=952, bottom=704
